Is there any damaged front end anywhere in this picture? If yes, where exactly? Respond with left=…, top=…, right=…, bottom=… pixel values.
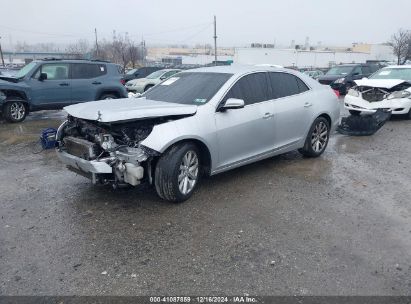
left=56, top=116, right=161, bottom=187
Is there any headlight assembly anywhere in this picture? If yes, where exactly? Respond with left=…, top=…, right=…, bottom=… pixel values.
left=347, top=88, right=360, bottom=97
left=387, top=90, right=411, bottom=100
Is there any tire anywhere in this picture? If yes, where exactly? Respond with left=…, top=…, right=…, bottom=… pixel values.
left=144, top=85, right=154, bottom=92
left=349, top=110, right=361, bottom=116
left=298, top=117, right=330, bottom=158
left=99, top=93, right=118, bottom=100
left=3, top=99, right=28, bottom=123
left=155, top=143, right=201, bottom=203
left=406, top=108, right=411, bottom=120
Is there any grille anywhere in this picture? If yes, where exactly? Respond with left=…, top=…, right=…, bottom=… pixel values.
left=63, top=136, right=99, bottom=160
left=360, top=87, right=388, bottom=102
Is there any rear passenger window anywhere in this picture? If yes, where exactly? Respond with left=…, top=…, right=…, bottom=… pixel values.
left=223, top=73, right=269, bottom=105
left=71, top=64, right=107, bottom=79
left=268, top=72, right=308, bottom=99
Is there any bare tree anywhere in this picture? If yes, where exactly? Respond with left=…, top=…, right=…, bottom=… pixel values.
left=66, top=39, right=91, bottom=58
left=391, top=29, right=411, bottom=65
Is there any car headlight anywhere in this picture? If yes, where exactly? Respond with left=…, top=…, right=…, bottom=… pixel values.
left=347, top=88, right=360, bottom=97
left=387, top=90, right=411, bottom=100
left=334, top=78, right=345, bottom=84
left=0, top=91, right=6, bottom=101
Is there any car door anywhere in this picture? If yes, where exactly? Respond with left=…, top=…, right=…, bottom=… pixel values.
left=70, top=63, right=106, bottom=103
left=214, top=72, right=275, bottom=169
left=268, top=72, right=312, bottom=149
left=29, top=63, right=71, bottom=109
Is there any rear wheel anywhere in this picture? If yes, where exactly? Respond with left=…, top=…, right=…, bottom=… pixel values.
left=99, top=93, right=118, bottom=100
left=144, top=84, right=154, bottom=92
left=155, top=143, right=201, bottom=203
left=299, top=117, right=330, bottom=157
left=3, top=99, right=28, bottom=123
left=349, top=110, right=361, bottom=116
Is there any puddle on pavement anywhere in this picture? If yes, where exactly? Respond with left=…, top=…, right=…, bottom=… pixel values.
left=0, top=115, right=64, bottom=146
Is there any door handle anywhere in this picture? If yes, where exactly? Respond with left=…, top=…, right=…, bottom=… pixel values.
left=263, top=112, right=274, bottom=119
left=59, top=83, right=69, bottom=86
left=304, top=102, right=313, bottom=108
left=92, top=81, right=102, bottom=85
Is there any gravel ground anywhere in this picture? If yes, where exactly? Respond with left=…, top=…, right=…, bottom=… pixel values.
left=0, top=104, right=410, bottom=295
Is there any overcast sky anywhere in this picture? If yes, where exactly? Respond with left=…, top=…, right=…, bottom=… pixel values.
left=1, top=0, right=410, bottom=49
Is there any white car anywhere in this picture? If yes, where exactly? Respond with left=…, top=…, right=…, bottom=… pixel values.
left=125, top=69, right=181, bottom=93
left=344, top=65, right=411, bottom=118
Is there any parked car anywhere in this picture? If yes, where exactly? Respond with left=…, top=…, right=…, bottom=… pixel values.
left=125, top=69, right=181, bottom=93
left=318, top=63, right=380, bottom=95
left=0, top=59, right=127, bottom=122
left=344, top=65, right=411, bottom=118
left=303, top=70, right=324, bottom=80
left=123, top=66, right=164, bottom=82
left=55, top=65, right=339, bottom=202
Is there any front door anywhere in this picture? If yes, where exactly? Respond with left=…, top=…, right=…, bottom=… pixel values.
left=214, top=72, right=275, bottom=170
left=29, top=63, right=71, bottom=109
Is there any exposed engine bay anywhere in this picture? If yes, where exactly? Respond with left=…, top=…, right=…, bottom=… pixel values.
left=354, top=82, right=411, bottom=102
left=56, top=115, right=178, bottom=187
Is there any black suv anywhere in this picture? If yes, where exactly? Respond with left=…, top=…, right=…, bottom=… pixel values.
left=318, top=63, right=381, bottom=94
left=0, top=59, right=127, bottom=122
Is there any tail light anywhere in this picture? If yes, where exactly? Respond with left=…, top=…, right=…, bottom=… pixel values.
left=120, top=79, right=126, bottom=85
left=333, top=89, right=340, bottom=98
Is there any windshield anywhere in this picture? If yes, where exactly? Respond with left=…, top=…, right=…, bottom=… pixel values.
left=15, top=62, right=37, bottom=78
left=326, top=66, right=354, bottom=76
left=146, top=70, right=166, bottom=79
left=126, top=68, right=138, bottom=75
left=370, top=68, right=411, bottom=81
left=143, top=72, right=233, bottom=104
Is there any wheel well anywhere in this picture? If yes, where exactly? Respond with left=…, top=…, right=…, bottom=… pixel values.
left=3, top=90, right=28, bottom=101
left=98, top=91, right=120, bottom=99
left=163, top=139, right=212, bottom=176
left=318, top=113, right=331, bottom=127
left=144, top=84, right=154, bottom=91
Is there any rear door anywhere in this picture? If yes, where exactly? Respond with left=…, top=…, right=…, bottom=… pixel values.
left=70, top=63, right=107, bottom=103
left=214, top=72, right=275, bottom=169
left=268, top=72, right=312, bottom=149
left=29, top=63, right=71, bottom=109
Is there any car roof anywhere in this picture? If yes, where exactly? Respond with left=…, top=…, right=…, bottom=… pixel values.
left=184, top=64, right=295, bottom=76
left=34, top=59, right=112, bottom=64
left=384, top=65, right=411, bottom=69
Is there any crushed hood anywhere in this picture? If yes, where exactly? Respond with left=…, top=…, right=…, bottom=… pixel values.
left=64, top=97, right=197, bottom=122
left=354, top=79, right=409, bottom=89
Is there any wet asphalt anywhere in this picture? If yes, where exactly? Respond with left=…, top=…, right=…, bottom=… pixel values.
left=0, top=102, right=411, bottom=295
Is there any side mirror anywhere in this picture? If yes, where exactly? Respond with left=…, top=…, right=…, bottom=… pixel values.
left=352, top=72, right=360, bottom=76
left=160, top=76, right=167, bottom=80
left=220, top=98, right=245, bottom=111
left=39, top=72, right=47, bottom=81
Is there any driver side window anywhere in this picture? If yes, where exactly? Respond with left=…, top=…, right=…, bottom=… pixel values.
left=33, top=64, right=69, bottom=80
left=222, top=72, right=269, bottom=106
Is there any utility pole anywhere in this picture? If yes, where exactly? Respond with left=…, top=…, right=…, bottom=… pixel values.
left=94, top=28, right=99, bottom=58
left=0, top=36, right=4, bottom=67
left=213, top=15, right=217, bottom=65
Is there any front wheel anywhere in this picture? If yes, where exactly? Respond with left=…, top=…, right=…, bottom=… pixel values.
left=299, top=117, right=330, bottom=157
left=3, top=99, right=28, bottom=123
left=155, top=143, right=201, bottom=203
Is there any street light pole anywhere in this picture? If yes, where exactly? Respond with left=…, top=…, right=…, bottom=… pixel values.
left=213, top=15, right=217, bottom=65
left=0, top=36, right=5, bottom=67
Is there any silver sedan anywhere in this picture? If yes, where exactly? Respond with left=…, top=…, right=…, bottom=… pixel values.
left=56, top=65, right=340, bottom=202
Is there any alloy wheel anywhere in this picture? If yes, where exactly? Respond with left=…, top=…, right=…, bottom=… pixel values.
left=178, top=150, right=199, bottom=195
left=10, top=102, right=26, bottom=120
left=311, top=121, right=328, bottom=153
